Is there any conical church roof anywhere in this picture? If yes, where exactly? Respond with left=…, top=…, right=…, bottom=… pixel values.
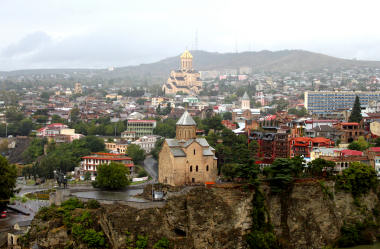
left=242, top=91, right=250, bottom=100
left=180, top=50, right=193, bottom=59
left=176, top=111, right=196, bottom=126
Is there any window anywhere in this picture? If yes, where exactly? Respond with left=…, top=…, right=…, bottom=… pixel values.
left=190, top=165, right=192, bottom=172
left=196, top=165, right=198, bottom=172
left=206, top=165, right=209, bottom=171
left=194, top=149, right=195, bottom=155
left=192, top=178, right=195, bottom=183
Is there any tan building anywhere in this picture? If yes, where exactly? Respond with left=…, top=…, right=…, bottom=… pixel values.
left=105, top=142, right=129, bottom=154
left=162, top=50, right=203, bottom=95
left=158, top=111, right=217, bottom=186
left=74, top=83, right=82, bottom=94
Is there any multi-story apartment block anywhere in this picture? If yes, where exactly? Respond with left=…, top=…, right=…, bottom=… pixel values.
left=249, top=131, right=289, bottom=164
left=122, top=119, right=156, bottom=140
left=305, top=91, right=380, bottom=113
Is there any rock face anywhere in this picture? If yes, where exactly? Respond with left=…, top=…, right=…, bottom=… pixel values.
left=99, top=187, right=253, bottom=249
left=26, top=182, right=380, bottom=249
left=265, top=181, right=379, bottom=249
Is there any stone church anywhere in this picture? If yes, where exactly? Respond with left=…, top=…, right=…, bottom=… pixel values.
left=158, top=111, right=217, bottom=186
left=162, top=50, right=203, bottom=95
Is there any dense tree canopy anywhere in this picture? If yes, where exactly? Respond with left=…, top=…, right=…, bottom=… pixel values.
left=0, top=156, right=17, bottom=211
left=348, top=136, right=369, bottom=151
left=92, top=162, right=130, bottom=190
left=336, top=162, right=377, bottom=197
left=127, top=144, right=146, bottom=164
left=264, top=157, right=304, bottom=193
left=22, top=136, right=105, bottom=179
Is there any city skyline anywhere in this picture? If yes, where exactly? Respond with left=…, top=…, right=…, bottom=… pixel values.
left=1, top=0, right=380, bottom=70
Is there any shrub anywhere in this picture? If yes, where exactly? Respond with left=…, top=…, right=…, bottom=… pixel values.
left=135, top=235, right=148, bottom=249
left=86, top=199, right=101, bottom=209
left=153, top=237, right=171, bottom=249
left=82, top=229, right=106, bottom=248
left=61, top=198, right=84, bottom=210
left=337, top=221, right=372, bottom=247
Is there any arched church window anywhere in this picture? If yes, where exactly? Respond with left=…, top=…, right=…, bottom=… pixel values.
left=190, top=165, right=193, bottom=172
left=206, top=165, right=209, bottom=171
left=194, top=149, right=195, bottom=155
left=196, top=165, right=198, bottom=172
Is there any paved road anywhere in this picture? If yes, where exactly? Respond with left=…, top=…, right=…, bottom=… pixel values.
left=143, top=156, right=158, bottom=181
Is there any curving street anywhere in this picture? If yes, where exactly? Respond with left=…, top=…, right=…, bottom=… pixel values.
left=142, top=155, right=158, bottom=181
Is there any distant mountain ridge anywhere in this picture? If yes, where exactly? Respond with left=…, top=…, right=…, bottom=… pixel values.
left=2, top=50, right=380, bottom=79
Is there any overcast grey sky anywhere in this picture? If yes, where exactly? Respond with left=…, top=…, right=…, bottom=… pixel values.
left=1, top=0, right=380, bottom=70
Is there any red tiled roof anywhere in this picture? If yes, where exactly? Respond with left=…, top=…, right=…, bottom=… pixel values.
left=305, top=120, right=339, bottom=124
left=369, top=147, right=380, bottom=152
left=340, top=122, right=359, bottom=126
left=82, top=156, right=133, bottom=160
left=312, top=137, right=333, bottom=143
left=340, top=149, right=363, bottom=156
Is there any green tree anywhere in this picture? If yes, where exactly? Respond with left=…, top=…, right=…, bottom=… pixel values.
left=70, top=107, right=80, bottom=124
left=154, top=119, right=176, bottom=138
left=307, top=158, right=335, bottom=177
left=221, top=163, right=240, bottom=181
left=19, top=119, right=33, bottom=136
left=348, top=95, right=362, bottom=123
left=136, top=98, right=146, bottom=105
left=374, top=137, right=380, bottom=147
left=81, top=136, right=105, bottom=152
left=92, top=162, right=130, bottom=190
left=348, top=137, right=368, bottom=151
left=264, top=157, right=304, bottom=193
left=128, top=144, right=146, bottom=164
left=5, top=108, right=24, bottom=123
left=0, top=156, right=17, bottom=210
left=336, top=162, right=377, bottom=197
left=222, top=112, right=232, bottom=120
left=84, top=171, right=91, bottom=181
left=51, top=114, right=65, bottom=124
left=151, top=138, right=164, bottom=160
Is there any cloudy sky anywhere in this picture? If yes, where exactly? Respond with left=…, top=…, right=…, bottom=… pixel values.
left=1, top=0, right=380, bottom=70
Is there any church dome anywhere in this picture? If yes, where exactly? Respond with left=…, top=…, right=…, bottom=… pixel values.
left=180, top=50, right=193, bottom=59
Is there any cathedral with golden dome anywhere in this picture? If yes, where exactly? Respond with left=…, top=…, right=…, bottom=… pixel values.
left=162, top=50, right=203, bottom=95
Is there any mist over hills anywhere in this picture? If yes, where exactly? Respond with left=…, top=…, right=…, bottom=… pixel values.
left=2, top=50, right=380, bottom=79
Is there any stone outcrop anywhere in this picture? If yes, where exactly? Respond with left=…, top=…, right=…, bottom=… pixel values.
left=25, top=181, right=380, bottom=249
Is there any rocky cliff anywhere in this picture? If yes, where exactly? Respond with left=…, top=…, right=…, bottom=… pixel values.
left=24, top=181, right=380, bottom=249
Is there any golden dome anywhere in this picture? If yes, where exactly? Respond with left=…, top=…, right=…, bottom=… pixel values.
left=180, top=50, right=193, bottom=59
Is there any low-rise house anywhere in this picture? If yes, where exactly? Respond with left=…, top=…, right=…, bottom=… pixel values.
left=319, top=149, right=368, bottom=173
left=132, top=135, right=160, bottom=153
left=334, top=122, right=365, bottom=143
left=289, top=137, right=334, bottom=159
left=37, top=123, right=83, bottom=142
left=305, top=125, right=342, bottom=142
left=222, top=120, right=237, bottom=130
left=105, top=142, right=129, bottom=154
